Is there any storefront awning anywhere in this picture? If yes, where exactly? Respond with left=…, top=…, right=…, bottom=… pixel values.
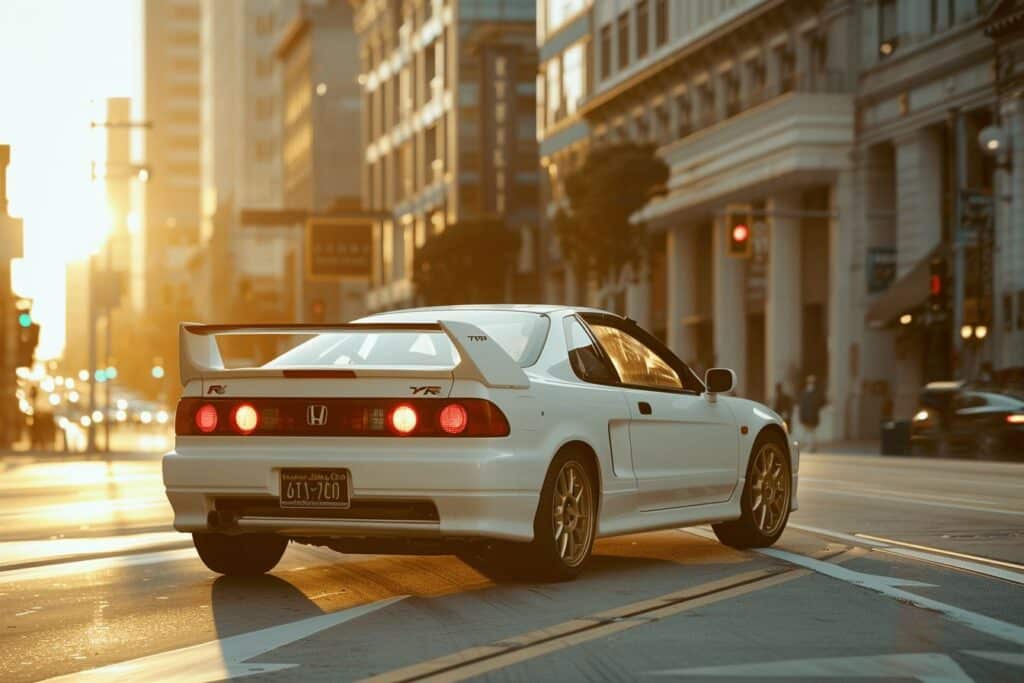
left=865, top=244, right=946, bottom=328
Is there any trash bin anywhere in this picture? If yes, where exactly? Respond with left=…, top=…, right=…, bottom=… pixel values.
left=880, top=420, right=910, bottom=455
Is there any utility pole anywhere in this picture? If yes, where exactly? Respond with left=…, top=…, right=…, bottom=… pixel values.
left=88, top=99, right=150, bottom=452
left=0, top=145, right=24, bottom=450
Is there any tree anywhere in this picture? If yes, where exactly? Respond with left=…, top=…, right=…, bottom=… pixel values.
left=413, top=218, right=521, bottom=305
left=554, top=142, right=669, bottom=282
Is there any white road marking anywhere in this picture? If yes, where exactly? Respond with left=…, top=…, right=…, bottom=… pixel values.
left=759, top=547, right=1024, bottom=646
left=801, top=484, right=1024, bottom=516
left=41, top=595, right=406, bottom=682
left=0, top=548, right=198, bottom=585
left=964, top=650, right=1024, bottom=667
left=788, top=523, right=888, bottom=548
left=647, top=652, right=979, bottom=682
left=0, top=531, right=188, bottom=570
left=856, top=533, right=1024, bottom=572
left=787, top=524, right=1024, bottom=585
left=801, top=477, right=1015, bottom=507
left=685, top=526, right=1024, bottom=646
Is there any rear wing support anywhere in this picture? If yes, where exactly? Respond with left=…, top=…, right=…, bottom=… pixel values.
left=178, top=320, right=530, bottom=390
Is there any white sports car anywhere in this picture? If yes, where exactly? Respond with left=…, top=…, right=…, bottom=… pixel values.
left=164, top=305, right=798, bottom=580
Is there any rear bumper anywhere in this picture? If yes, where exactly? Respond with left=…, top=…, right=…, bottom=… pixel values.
left=162, top=438, right=544, bottom=542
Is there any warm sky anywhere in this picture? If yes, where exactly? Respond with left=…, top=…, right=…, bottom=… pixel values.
left=0, top=0, right=140, bottom=359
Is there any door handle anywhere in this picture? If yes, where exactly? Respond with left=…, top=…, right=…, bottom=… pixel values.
left=638, top=401, right=652, bottom=415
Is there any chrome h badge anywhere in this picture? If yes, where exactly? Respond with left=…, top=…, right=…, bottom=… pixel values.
left=306, top=404, right=328, bottom=426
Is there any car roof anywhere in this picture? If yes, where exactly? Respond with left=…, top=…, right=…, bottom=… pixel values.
left=360, top=304, right=622, bottom=318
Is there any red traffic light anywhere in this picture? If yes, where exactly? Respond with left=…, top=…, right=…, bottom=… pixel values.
left=929, top=274, right=942, bottom=296
left=731, top=224, right=749, bottom=243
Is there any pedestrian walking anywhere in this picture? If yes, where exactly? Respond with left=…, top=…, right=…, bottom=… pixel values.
left=772, top=382, right=793, bottom=426
left=798, top=375, right=824, bottom=452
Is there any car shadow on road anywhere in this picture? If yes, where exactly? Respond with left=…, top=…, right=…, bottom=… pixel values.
left=211, top=573, right=328, bottom=639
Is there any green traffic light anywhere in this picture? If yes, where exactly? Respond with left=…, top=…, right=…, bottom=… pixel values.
left=17, top=313, right=31, bottom=328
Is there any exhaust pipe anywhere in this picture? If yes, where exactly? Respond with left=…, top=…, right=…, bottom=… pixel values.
left=206, top=509, right=237, bottom=529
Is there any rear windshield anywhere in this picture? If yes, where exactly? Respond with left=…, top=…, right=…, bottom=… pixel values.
left=265, top=311, right=549, bottom=368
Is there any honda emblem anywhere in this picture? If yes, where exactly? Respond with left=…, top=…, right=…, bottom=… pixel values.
left=306, top=404, right=328, bottom=426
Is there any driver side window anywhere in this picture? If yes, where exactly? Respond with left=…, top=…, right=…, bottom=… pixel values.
left=588, top=323, right=682, bottom=391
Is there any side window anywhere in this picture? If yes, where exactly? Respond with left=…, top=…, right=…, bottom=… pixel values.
left=589, top=323, right=682, bottom=390
left=565, top=318, right=618, bottom=384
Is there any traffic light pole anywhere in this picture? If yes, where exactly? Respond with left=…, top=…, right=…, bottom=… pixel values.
left=952, top=110, right=967, bottom=377
left=104, top=240, right=112, bottom=452
left=87, top=253, right=97, bottom=452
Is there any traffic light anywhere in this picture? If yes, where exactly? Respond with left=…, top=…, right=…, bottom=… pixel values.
left=310, top=299, right=325, bottom=323
left=15, top=311, right=40, bottom=368
left=928, top=257, right=947, bottom=313
left=726, top=205, right=752, bottom=259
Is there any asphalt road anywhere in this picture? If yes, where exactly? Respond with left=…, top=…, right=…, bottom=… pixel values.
left=1, top=448, right=1022, bottom=682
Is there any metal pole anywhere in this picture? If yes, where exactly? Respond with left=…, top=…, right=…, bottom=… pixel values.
left=87, top=253, right=97, bottom=452
left=953, top=110, right=967, bottom=379
left=104, top=240, right=112, bottom=452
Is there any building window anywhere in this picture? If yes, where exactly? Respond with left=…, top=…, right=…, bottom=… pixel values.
left=634, top=111, right=649, bottom=141
left=546, top=58, right=561, bottom=126
left=654, top=100, right=669, bottom=143
left=724, top=71, right=739, bottom=117
left=777, top=46, right=795, bottom=93
left=675, top=92, right=690, bottom=137
left=879, top=0, right=898, bottom=55
left=655, top=0, right=668, bottom=46
left=617, top=12, right=630, bottom=71
left=547, top=0, right=586, bottom=36
left=600, top=25, right=612, bottom=80
left=563, top=42, right=585, bottom=116
left=637, top=0, right=649, bottom=59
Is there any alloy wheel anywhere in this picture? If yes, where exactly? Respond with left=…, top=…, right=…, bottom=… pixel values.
left=551, top=461, right=594, bottom=567
left=749, top=443, right=790, bottom=537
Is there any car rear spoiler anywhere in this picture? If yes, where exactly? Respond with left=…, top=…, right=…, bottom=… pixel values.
left=178, top=321, right=530, bottom=390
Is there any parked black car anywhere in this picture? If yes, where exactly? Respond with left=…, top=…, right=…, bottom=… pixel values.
left=910, top=381, right=1024, bottom=459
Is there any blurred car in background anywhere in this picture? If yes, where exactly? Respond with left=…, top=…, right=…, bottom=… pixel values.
left=910, top=381, right=1024, bottom=460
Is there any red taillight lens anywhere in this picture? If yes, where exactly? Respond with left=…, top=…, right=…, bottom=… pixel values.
left=232, top=404, right=259, bottom=434
left=389, top=404, right=418, bottom=435
left=439, top=403, right=468, bottom=434
left=195, top=404, right=218, bottom=433
left=1007, top=414, right=1024, bottom=425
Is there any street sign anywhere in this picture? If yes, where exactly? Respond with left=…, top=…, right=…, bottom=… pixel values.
left=866, top=246, right=896, bottom=294
left=305, top=217, right=373, bottom=282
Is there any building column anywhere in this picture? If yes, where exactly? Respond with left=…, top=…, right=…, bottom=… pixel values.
left=667, top=224, right=698, bottom=364
left=625, top=263, right=651, bottom=329
left=713, top=214, right=746, bottom=388
left=766, top=192, right=802, bottom=402
left=828, top=170, right=857, bottom=440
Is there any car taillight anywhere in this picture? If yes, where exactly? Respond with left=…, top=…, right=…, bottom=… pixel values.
left=232, top=404, right=259, bottom=434
left=175, top=397, right=509, bottom=437
left=389, top=404, right=418, bottom=435
left=195, top=404, right=218, bottom=433
left=439, top=403, right=468, bottom=434
left=1008, top=414, right=1024, bottom=425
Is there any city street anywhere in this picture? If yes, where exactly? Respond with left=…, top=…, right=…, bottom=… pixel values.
left=1, top=449, right=1021, bottom=683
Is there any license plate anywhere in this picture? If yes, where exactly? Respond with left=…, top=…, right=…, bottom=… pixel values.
left=280, top=468, right=350, bottom=509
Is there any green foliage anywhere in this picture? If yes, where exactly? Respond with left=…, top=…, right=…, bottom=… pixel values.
left=413, top=218, right=521, bottom=305
left=555, top=142, right=669, bottom=280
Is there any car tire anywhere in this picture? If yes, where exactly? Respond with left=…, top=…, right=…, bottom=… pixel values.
left=192, top=532, right=288, bottom=576
left=712, top=433, right=792, bottom=550
left=482, top=450, right=598, bottom=582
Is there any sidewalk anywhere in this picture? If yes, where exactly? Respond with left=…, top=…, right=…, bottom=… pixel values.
left=0, top=448, right=164, bottom=461
left=806, top=440, right=881, bottom=456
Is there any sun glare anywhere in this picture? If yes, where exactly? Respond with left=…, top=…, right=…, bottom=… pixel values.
left=0, top=1, right=139, bottom=359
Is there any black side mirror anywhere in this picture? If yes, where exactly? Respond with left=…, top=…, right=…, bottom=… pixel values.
left=705, top=368, right=736, bottom=394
